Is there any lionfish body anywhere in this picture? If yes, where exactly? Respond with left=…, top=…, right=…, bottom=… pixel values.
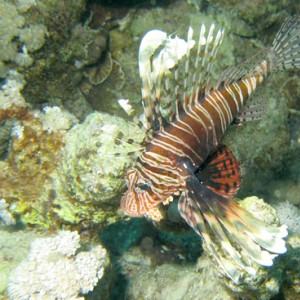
left=121, top=17, right=300, bottom=281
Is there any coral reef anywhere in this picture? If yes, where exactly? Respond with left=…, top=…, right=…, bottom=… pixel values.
left=0, top=73, right=72, bottom=228
left=205, top=196, right=285, bottom=299
left=273, top=202, right=300, bottom=234
left=280, top=234, right=300, bottom=299
left=35, top=106, right=78, bottom=133
left=0, top=2, right=26, bottom=78
left=206, top=0, right=297, bottom=28
left=0, top=199, right=15, bottom=226
left=55, top=111, right=144, bottom=225
left=0, top=229, right=41, bottom=294
left=0, top=71, right=27, bottom=110
left=64, top=23, right=108, bottom=69
left=0, top=0, right=127, bottom=117
left=121, top=246, right=232, bottom=300
left=59, top=112, right=143, bottom=205
left=0, top=68, right=143, bottom=229
left=7, top=230, right=110, bottom=300
left=0, top=1, right=50, bottom=77
left=1, top=103, right=144, bottom=228
left=119, top=196, right=296, bottom=300
left=0, top=0, right=299, bottom=298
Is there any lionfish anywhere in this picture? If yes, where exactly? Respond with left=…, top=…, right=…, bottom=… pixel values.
left=120, top=16, right=300, bottom=281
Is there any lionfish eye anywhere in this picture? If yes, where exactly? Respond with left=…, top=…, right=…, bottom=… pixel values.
left=136, top=182, right=149, bottom=191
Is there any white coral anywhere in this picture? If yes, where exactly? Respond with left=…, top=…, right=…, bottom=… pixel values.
left=37, top=106, right=78, bottom=133
left=19, top=24, right=48, bottom=52
left=7, top=231, right=109, bottom=300
left=274, top=201, right=300, bottom=234
left=0, top=71, right=27, bottom=109
left=0, top=199, right=15, bottom=225
left=28, top=231, right=80, bottom=261
left=0, top=2, right=24, bottom=61
left=75, top=246, right=107, bottom=294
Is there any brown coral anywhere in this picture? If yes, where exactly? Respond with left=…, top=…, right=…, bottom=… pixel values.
left=0, top=107, right=65, bottom=226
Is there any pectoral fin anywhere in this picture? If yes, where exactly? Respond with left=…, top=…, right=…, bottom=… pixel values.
left=178, top=146, right=287, bottom=282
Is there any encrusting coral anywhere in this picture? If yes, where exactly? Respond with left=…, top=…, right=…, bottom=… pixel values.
left=7, top=230, right=110, bottom=300
left=55, top=111, right=144, bottom=225
left=0, top=71, right=144, bottom=228
left=0, top=72, right=74, bottom=228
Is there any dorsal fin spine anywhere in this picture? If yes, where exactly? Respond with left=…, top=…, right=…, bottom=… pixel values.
left=196, top=23, right=216, bottom=100
left=182, top=26, right=194, bottom=115
left=190, top=24, right=207, bottom=108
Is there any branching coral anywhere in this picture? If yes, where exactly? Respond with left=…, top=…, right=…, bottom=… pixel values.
left=0, top=2, right=24, bottom=76
left=7, top=231, right=110, bottom=300
left=0, top=1, right=49, bottom=77
left=0, top=229, right=40, bottom=294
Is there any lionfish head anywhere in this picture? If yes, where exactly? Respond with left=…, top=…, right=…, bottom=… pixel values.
left=120, top=168, right=163, bottom=221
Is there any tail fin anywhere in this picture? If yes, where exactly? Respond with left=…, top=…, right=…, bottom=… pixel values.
left=178, top=178, right=288, bottom=283
left=270, top=16, right=300, bottom=71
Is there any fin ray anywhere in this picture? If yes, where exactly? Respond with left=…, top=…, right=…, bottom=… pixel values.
left=178, top=175, right=287, bottom=281
left=196, top=145, right=241, bottom=199
left=270, top=16, right=300, bottom=71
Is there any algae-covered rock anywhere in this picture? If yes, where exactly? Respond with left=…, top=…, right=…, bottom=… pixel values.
left=120, top=245, right=232, bottom=300
left=280, top=234, right=300, bottom=299
left=118, top=196, right=290, bottom=300
left=273, top=202, right=300, bottom=234
left=206, top=0, right=294, bottom=27
left=0, top=69, right=143, bottom=228
left=0, top=74, right=75, bottom=228
left=1, top=106, right=144, bottom=228
left=60, top=111, right=144, bottom=203
left=55, top=111, right=144, bottom=225
left=198, top=196, right=285, bottom=300
left=0, top=0, right=87, bottom=105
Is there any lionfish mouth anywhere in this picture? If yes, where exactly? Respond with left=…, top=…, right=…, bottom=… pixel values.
left=120, top=191, right=138, bottom=217
left=121, top=188, right=163, bottom=221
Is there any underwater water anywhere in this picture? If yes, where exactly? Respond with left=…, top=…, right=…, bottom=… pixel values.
left=0, top=0, right=299, bottom=299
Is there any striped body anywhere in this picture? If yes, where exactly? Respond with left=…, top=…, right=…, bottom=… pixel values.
left=120, top=18, right=299, bottom=281
left=121, top=73, right=264, bottom=220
